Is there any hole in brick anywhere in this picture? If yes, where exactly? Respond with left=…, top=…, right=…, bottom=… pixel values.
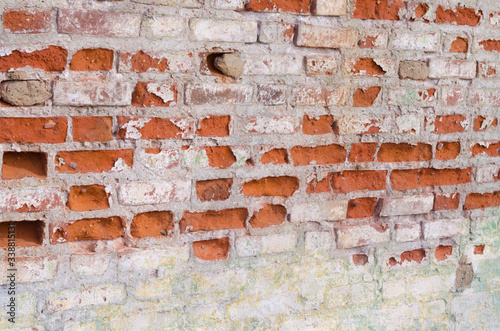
left=0, top=221, right=45, bottom=247
left=2, top=151, right=47, bottom=179
left=353, top=254, right=369, bottom=266
left=206, top=53, right=226, bottom=76
left=474, top=245, right=485, bottom=255
left=435, top=245, right=453, bottom=261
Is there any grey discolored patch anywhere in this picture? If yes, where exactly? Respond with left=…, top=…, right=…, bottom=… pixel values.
left=0, top=80, right=52, bottom=106
left=399, top=60, right=429, bottom=80
left=456, top=255, right=474, bottom=292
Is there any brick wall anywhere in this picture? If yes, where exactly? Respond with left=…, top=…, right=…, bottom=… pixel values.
left=0, top=0, right=500, bottom=329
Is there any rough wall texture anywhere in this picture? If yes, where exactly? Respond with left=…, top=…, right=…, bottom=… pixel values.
left=0, top=0, right=500, bottom=329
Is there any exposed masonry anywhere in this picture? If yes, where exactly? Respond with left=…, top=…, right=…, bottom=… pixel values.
left=0, top=0, right=500, bottom=329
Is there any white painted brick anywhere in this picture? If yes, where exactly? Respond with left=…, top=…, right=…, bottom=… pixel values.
left=337, top=224, right=390, bottom=249
left=470, top=89, right=500, bottom=106
left=428, top=59, right=477, bottom=79
left=392, top=31, right=440, bottom=51
left=313, top=0, right=347, bottom=16
left=380, top=195, right=434, bottom=216
left=296, top=24, right=358, bottom=49
left=258, top=22, right=294, bottom=43
left=142, top=16, right=185, bottom=39
left=211, top=0, right=245, bottom=10
left=46, top=283, right=127, bottom=312
left=305, top=55, right=338, bottom=75
left=305, top=231, right=334, bottom=251
left=53, top=81, right=133, bottom=106
left=344, top=57, right=397, bottom=76
left=382, top=279, right=406, bottom=299
left=0, top=187, right=64, bottom=212
left=335, top=114, right=391, bottom=134
left=132, top=0, right=201, bottom=7
left=388, top=87, right=436, bottom=106
left=235, top=233, right=297, bottom=257
left=243, top=54, right=302, bottom=75
left=0, top=257, right=57, bottom=284
left=142, top=149, right=181, bottom=172
left=325, top=283, right=376, bottom=307
left=394, top=222, right=421, bottom=242
left=441, top=87, right=466, bottom=106
left=423, top=219, right=469, bottom=239
left=119, top=51, right=192, bottom=73
left=70, top=254, right=112, bottom=277
left=244, top=116, right=300, bottom=134
left=118, top=180, right=191, bottom=205
left=409, top=274, right=454, bottom=296
left=290, top=201, right=348, bottom=222
left=119, top=247, right=190, bottom=272
left=397, top=115, right=421, bottom=134
left=189, top=19, right=258, bottom=43
left=476, top=166, right=500, bottom=183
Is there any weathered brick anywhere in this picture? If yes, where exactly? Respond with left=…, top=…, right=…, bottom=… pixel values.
left=205, top=146, right=238, bottom=169
left=478, top=62, right=500, bottom=79
left=0, top=187, right=64, bottom=212
left=141, top=16, right=185, bottom=39
left=307, top=173, right=331, bottom=193
left=303, top=115, right=334, bottom=135
left=349, top=143, right=377, bottom=163
left=392, top=31, right=440, bottom=51
left=353, top=86, right=381, bottom=107
left=464, top=191, right=500, bottom=209
left=249, top=204, right=287, bottom=228
left=243, top=54, right=302, bottom=75
left=243, top=176, right=299, bottom=197
left=399, top=61, right=429, bottom=80
left=380, top=195, right=434, bottom=216
left=119, top=51, right=192, bottom=73
left=193, top=238, right=230, bottom=260
left=246, top=0, right=311, bottom=13
left=70, top=48, right=114, bottom=71
left=258, top=22, right=295, bottom=43
left=185, top=84, right=253, bottom=105
left=0, top=46, right=67, bottom=71
left=46, top=284, right=126, bottom=312
left=117, top=116, right=194, bottom=140
left=180, top=208, right=248, bottom=232
left=435, top=245, right=453, bottom=261
left=58, top=9, right=141, bottom=37
left=394, top=222, right=421, bottom=242
left=296, top=25, right=358, bottom=49
left=347, top=197, right=377, bottom=218
left=196, top=178, right=232, bottom=202
left=391, top=168, right=471, bottom=190
left=477, top=39, right=500, bottom=53
left=0, top=80, right=52, bottom=106
left=428, top=59, right=476, bottom=79
left=291, top=144, right=347, bottom=165
left=53, top=81, right=133, bottom=106
left=118, top=181, right=191, bottom=205
left=396, top=115, right=421, bottom=134
left=290, top=201, right=348, bottom=222
left=353, top=0, right=404, bottom=20
left=260, top=148, right=289, bottom=165
left=235, top=233, right=297, bottom=256
left=470, top=89, right=500, bottom=106
left=476, top=166, right=500, bottom=183
left=334, top=114, right=391, bottom=134
left=337, top=223, right=390, bottom=249
left=132, top=0, right=201, bottom=7
left=211, top=0, right=245, bottom=10
left=450, top=36, right=468, bottom=53
left=0, top=117, right=67, bottom=143
left=67, top=185, right=110, bottom=211
left=313, top=0, right=347, bottom=16
left=359, top=30, right=388, bottom=48
left=190, top=19, right=258, bottom=42
left=388, top=248, right=426, bottom=266
left=55, top=150, right=133, bottom=174
left=257, top=85, right=287, bottom=105
left=436, top=5, right=482, bottom=26
left=0, top=221, right=45, bottom=247
left=131, top=211, right=174, bottom=238
left=305, top=231, right=333, bottom=251
left=388, top=87, right=436, bottom=106
left=423, top=219, right=469, bottom=239
left=292, top=85, right=348, bottom=106
left=72, top=117, right=113, bottom=142
left=435, top=142, right=461, bottom=160
left=50, top=217, right=123, bottom=243
left=197, top=115, right=230, bottom=137
left=441, top=87, right=465, bottom=106
left=377, top=143, right=432, bottom=162
left=0, top=256, right=57, bottom=283
left=245, top=117, right=299, bottom=134
left=471, top=141, right=500, bottom=157
left=305, top=56, right=338, bottom=76
left=131, top=82, right=177, bottom=107
left=3, top=9, right=51, bottom=33
left=331, top=170, right=387, bottom=193
left=434, top=193, right=460, bottom=210
left=344, top=58, right=397, bottom=77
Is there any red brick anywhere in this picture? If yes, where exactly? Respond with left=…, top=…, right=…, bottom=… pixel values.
left=0, top=221, right=44, bottom=247
left=411, top=2, right=430, bottom=22
left=474, top=116, right=498, bottom=131
left=450, top=37, right=468, bottom=53
left=346, top=58, right=387, bottom=76
left=464, top=191, right=500, bottom=210
left=193, top=238, right=230, bottom=261
left=388, top=248, right=426, bottom=266
left=353, top=86, right=381, bottom=107
left=57, top=9, right=140, bottom=37
left=55, top=150, right=133, bottom=174
left=471, top=142, right=500, bottom=157
left=50, top=217, right=123, bottom=243
left=353, top=0, right=404, bottom=20
left=197, top=116, right=230, bottom=137
left=391, top=168, right=472, bottom=190
left=479, top=39, right=500, bottom=52
left=70, top=48, right=114, bottom=71
left=377, top=143, right=432, bottom=162
left=0, top=117, right=67, bottom=143
left=2, top=152, right=47, bottom=180
left=130, top=211, right=174, bottom=238
left=347, top=197, right=377, bottom=218
left=435, top=142, right=461, bottom=161
left=436, top=5, right=482, bottom=26
left=434, top=193, right=460, bottom=210
left=0, top=46, right=67, bottom=71
left=291, top=144, right=346, bottom=166
left=425, top=115, right=467, bottom=134
left=180, top=209, right=248, bottom=232
left=67, top=185, right=110, bottom=211
left=205, top=146, right=236, bottom=169
left=119, top=51, right=191, bottom=73
left=474, top=245, right=485, bottom=255
left=131, top=82, right=177, bottom=107
left=196, top=178, right=232, bottom=202
left=302, top=115, right=333, bottom=135
left=3, top=9, right=51, bottom=33
left=73, top=117, right=113, bottom=142
left=359, top=31, right=388, bottom=48
left=117, top=116, right=195, bottom=140
left=307, top=173, right=331, bottom=193
left=243, top=176, right=299, bottom=197
left=261, top=148, right=289, bottom=165
left=349, top=143, right=377, bottom=163
left=331, top=170, right=387, bottom=193
left=249, top=204, right=287, bottom=228
left=246, top=0, right=311, bottom=14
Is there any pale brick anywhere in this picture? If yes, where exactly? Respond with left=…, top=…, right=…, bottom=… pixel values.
left=442, top=87, right=466, bottom=106
left=53, top=81, right=133, bottom=106
left=0, top=257, right=57, bottom=284
left=423, top=219, right=469, bottom=239
left=380, top=195, right=434, bottom=216
left=257, top=85, right=287, bottom=105
left=58, top=9, right=141, bottom=37
left=470, top=89, right=500, bottom=106
left=478, top=62, right=500, bottom=78
left=189, top=19, right=257, bottom=43
left=258, top=22, right=294, bottom=44
left=490, top=12, right=500, bottom=28
left=141, top=149, right=181, bottom=172
left=335, top=114, right=391, bottom=134
left=313, top=0, right=347, bottom=16
left=382, top=279, right=406, bottom=299
left=325, top=283, right=376, bottom=308
left=118, top=247, right=190, bottom=272
left=235, top=233, right=297, bottom=257
left=118, top=180, right=191, bottom=205
left=132, top=0, right=201, bottom=7
left=0, top=187, right=64, bottom=212
left=244, top=116, right=300, bottom=134
left=296, top=24, right=358, bottom=49
left=359, top=30, right=389, bottom=48
left=397, top=115, right=421, bottom=134
left=242, top=54, right=302, bottom=75
left=305, top=55, right=338, bottom=75
left=70, top=254, right=112, bottom=277
left=142, top=16, right=185, bottom=39
left=394, top=222, right=421, bottom=242
left=409, top=274, right=454, bottom=296
left=46, top=283, right=127, bottom=312
left=290, top=201, right=348, bottom=222
left=392, top=31, right=440, bottom=51
left=305, top=231, right=334, bottom=251
left=292, top=85, right=349, bottom=106
left=388, top=87, right=436, bottom=106
left=337, top=224, right=390, bottom=249
left=119, top=51, right=192, bottom=73
left=476, top=166, right=500, bottom=183
left=428, top=59, right=477, bottom=79
left=185, top=84, right=253, bottom=105
left=211, top=0, right=245, bottom=10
